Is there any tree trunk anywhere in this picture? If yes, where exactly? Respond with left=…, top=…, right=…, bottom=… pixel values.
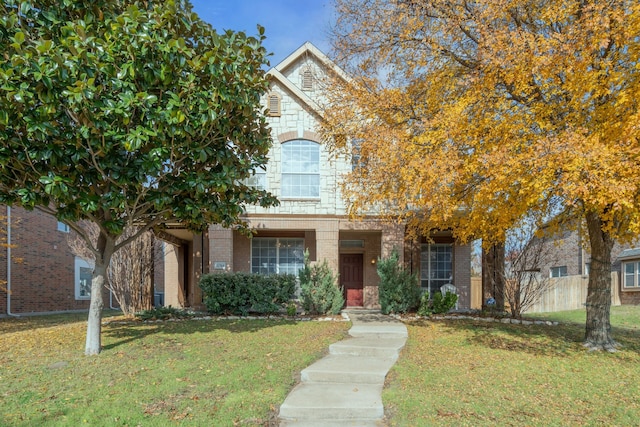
left=584, top=211, right=617, bottom=351
left=482, top=241, right=506, bottom=311
left=85, top=233, right=115, bottom=356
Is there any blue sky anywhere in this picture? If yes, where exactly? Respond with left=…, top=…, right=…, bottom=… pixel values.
left=189, top=0, right=335, bottom=67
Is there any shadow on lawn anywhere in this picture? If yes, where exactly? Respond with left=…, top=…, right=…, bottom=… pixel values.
left=0, top=309, right=122, bottom=334
left=410, top=318, right=640, bottom=357
left=101, top=317, right=304, bottom=351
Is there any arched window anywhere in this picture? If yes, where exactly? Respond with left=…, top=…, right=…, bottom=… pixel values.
left=281, top=139, right=320, bottom=198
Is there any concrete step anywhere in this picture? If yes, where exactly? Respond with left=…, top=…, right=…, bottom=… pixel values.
left=348, top=322, right=408, bottom=338
left=279, top=383, right=383, bottom=421
left=330, top=336, right=406, bottom=359
left=279, top=419, right=384, bottom=426
left=301, top=355, right=396, bottom=384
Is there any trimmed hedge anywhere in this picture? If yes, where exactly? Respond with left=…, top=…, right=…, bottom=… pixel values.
left=199, top=272, right=296, bottom=315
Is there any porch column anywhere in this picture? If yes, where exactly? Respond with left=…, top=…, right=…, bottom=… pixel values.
left=163, top=243, right=185, bottom=308
left=316, top=222, right=339, bottom=271
left=208, top=224, right=233, bottom=272
left=381, top=223, right=405, bottom=261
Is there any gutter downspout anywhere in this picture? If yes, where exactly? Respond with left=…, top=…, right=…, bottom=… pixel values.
left=6, top=206, right=18, bottom=317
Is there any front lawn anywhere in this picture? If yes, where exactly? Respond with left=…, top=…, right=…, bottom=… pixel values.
left=384, top=306, right=640, bottom=426
left=0, top=312, right=349, bottom=426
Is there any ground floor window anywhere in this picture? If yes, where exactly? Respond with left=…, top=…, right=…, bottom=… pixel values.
left=251, top=238, right=305, bottom=275
left=75, top=257, right=94, bottom=300
left=420, top=244, right=453, bottom=298
left=550, top=266, right=568, bottom=278
left=623, top=261, right=640, bottom=288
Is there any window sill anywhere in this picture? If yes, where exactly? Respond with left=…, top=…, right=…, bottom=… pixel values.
left=280, top=198, right=321, bottom=202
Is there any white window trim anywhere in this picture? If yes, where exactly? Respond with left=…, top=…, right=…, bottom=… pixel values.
left=245, top=167, right=267, bottom=190
left=420, top=243, right=453, bottom=298
left=75, top=257, right=94, bottom=300
left=251, top=237, right=305, bottom=275
left=281, top=140, right=320, bottom=199
left=623, top=261, right=640, bottom=289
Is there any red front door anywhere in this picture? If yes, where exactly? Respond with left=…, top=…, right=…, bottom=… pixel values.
left=340, top=254, right=364, bottom=307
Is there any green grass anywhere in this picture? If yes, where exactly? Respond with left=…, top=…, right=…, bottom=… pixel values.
left=527, top=305, right=640, bottom=332
left=0, top=312, right=349, bottom=426
left=384, top=306, right=640, bottom=426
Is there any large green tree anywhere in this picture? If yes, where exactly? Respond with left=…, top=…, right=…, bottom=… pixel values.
left=0, top=0, right=278, bottom=354
left=325, top=0, right=640, bottom=350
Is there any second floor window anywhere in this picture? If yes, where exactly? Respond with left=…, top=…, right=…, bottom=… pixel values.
left=281, top=139, right=320, bottom=198
left=245, top=167, right=266, bottom=190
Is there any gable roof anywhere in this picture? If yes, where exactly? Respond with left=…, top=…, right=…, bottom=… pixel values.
left=265, top=42, right=349, bottom=119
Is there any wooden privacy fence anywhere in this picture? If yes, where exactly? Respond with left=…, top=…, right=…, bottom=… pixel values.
left=471, top=277, right=482, bottom=310
left=524, top=273, right=620, bottom=313
left=469, top=273, right=620, bottom=313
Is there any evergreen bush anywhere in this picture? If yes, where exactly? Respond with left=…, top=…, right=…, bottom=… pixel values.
left=377, top=249, right=420, bottom=314
left=299, top=251, right=344, bottom=315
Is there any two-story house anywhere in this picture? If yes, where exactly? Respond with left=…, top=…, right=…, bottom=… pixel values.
left=0, top=205, right=165, bottom=316
left=532, top=220, right=640, bottom=305
left=163, top=42, right=472, bottom=310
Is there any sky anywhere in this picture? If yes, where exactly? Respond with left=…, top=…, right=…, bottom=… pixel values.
left=189, top=0, right=335, bottom=68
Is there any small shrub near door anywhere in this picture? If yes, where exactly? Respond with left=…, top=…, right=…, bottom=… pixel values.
left=377, top=249, right=420, bottom=314
left=299, top=251, right=344, bottom=315
left=418, top=291, right=458, bottom=316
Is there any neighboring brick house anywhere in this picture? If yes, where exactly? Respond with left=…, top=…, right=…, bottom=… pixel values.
left=0, top=206, right=108, bottom=315
left=533, top=223, right=640, bottom=305
left=0, top=205, right=166, bottom=316
left=163, top=42, right=473, bottom=310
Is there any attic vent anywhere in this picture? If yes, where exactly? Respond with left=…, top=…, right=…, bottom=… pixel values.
left=268, top=92, right=281, bottom=117
left=301, top=68, right=313, bottom=90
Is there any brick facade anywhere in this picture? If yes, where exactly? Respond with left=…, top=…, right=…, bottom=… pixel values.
left=0, top=206, right=109, bottom=315
left=0, top=205, right=167, bottom=315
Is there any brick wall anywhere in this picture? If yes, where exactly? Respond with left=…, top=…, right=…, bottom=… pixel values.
left=0, top=206, right=110, bottom=315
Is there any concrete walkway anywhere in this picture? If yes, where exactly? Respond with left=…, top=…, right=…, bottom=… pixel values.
left=278, top=310, right=408, bottom=426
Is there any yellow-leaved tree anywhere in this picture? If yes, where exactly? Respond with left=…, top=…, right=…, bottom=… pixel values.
left=323, top=0, right=640, bottom=350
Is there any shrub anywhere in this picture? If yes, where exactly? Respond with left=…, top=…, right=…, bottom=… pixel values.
left=199, top=272, right=296, bottom=315
left=417, top=290, right=458, bottom=316
left=377, top=249, right=420, bottom=314
left=417, top=292, right=432, bottom=316
left=433, top=290, right=458, bottom=314
left=299, top=251, right=344, bottom=315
